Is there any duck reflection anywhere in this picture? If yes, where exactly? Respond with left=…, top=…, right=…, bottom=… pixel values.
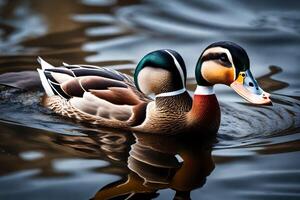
left=93, top=133, right=215, bottom=200
left=0, top=121, right=134, bottom=177
left=0, top=120, right=215, bottom=200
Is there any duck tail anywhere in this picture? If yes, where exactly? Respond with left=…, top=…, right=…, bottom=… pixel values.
left=62, top=62, right=69, bottom=66
left=37, top=56, right=55, bottom=70
left=37, top=57, right=55, bottom=96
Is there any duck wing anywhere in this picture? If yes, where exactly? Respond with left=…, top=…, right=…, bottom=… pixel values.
left=37, top=57, right=150, bottom=126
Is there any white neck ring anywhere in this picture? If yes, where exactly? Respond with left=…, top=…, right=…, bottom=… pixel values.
left=155, top=88, right=186, bottom=98
left=194, top=85, right=214, bottom=95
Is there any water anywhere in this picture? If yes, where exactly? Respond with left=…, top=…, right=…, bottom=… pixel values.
left=0, top=0, right=300, bottom=199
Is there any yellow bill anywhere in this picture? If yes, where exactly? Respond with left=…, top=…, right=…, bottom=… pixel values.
left=230, top=70, right=271, bottom=105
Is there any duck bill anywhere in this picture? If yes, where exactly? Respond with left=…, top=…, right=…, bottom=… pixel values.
left=230, top=69, right=271, bottom=105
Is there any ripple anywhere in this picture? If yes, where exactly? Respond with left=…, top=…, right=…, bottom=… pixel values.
left=53, top=159, right=109, bottom=172
left=218, top=94, right=300, bottom=145
left=0, top=0, right=47, bottom=54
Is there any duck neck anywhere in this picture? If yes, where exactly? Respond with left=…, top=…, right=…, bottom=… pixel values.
left=155, top=90, right=193, bottom=112
left=188, top=85, right=220, bottom=133
left=194, top=85, right=215, bottom=96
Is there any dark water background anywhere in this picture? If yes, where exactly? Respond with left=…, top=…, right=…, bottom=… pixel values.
left=0, top=0, right=300, bottom=199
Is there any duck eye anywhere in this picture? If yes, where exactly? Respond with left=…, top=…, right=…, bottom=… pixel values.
left=219, top=54, right=229, bottom=62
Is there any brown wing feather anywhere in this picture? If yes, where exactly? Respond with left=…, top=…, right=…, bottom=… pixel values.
left=90, top=87, right=144, bottom=105
left=44, top=65, right=150, bottom=127
left=80, top=76, right=128, bottom=90
left=61, top=78, right=85, bottom=97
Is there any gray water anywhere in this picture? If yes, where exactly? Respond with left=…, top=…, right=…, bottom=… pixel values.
left=0, top=0, right=300, bottom=199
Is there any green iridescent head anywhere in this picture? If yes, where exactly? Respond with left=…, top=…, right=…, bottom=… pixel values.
left=134, top=49, right=187, bottom=95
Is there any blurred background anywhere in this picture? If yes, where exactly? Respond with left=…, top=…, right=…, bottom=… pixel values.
left=0, top=0, right=300, bottom=200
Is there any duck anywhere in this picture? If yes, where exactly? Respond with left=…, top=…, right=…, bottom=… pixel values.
left=37, top=41, right=271, bottom=135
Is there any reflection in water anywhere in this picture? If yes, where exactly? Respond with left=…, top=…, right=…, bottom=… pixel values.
left=257, top=65, right=289, bottom=92
left=0, top=120, right=215, bottom=200
left=93, top=133, right=215, bottom=200
left=0, top=0, right=137, bottom=73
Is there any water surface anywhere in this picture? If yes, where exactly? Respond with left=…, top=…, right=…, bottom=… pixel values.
left=0, top=0, right=300, bottom=199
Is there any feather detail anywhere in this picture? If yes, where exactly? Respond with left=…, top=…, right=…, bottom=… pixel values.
left=37, top=58, right=150, bottom=129
left=61, top=78, right=85, bottom=97
left=37, top=68, right=54, bottom=96
left=90, top=87, right=144, bottom=105
left=62, top=62, right=69, bottom=66
left=37, top=57, right=55, bottom=70
left=51, top=72, right=73, bottom=84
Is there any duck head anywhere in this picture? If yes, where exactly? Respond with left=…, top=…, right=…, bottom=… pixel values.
left=195, top=41, right=271, bottom=105
left=134, top=49, right=187, bottom=98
